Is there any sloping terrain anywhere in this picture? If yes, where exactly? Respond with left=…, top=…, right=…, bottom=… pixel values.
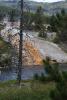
left=27, top=31, right=67, bottom=63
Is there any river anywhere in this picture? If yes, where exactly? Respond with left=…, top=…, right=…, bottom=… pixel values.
left=0, top=63, right=67, bottom=81
left=0, top=66, right=45, bottom=81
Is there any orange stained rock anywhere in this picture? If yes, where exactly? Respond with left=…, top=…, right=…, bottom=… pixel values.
left=24, top=41, right=43, bottom=65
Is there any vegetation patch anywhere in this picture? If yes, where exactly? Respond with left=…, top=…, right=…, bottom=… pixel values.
left=0, top=80, right=55, bottom=100
left=0, top=37, right=12, bottom=68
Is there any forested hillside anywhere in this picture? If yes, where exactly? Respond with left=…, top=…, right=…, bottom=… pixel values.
left=0, top=0, right=67, bottom=15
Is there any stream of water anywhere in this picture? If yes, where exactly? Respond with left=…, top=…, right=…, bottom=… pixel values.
left=0, top=66, right=46, bottom=81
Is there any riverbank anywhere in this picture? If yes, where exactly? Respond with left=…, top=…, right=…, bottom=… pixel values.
left=0, top=80, right=55, bottom=100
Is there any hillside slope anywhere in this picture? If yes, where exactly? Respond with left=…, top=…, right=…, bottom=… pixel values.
left=0, top=0, right=67, bottom=15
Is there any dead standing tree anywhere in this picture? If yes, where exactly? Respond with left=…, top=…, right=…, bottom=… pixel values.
left=17, top=0, right=23, bottom=85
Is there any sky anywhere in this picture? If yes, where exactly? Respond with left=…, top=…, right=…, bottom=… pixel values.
left=29, top=0, right=65, bottom=2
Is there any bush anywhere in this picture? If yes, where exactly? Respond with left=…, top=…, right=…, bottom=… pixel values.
left=34, top=73, right=39, bottom=80
left=39, top=73, right=45, bottom=82
left=53, top=36, right=59, bottom=43
left=38, top=27, right=47, bottom=38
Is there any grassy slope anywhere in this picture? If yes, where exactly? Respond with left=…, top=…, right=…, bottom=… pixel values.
left=0, top=80, right=55, bottom=100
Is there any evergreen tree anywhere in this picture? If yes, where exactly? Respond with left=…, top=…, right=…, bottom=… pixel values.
left=9, top=9, right=17, bottom=27
left=50, top=9, right=67, bottom=42
left=34, top=6, right=44, bottom=30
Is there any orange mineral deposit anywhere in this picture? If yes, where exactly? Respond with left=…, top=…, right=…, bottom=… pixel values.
left=25, top=41, right=42, bottom=65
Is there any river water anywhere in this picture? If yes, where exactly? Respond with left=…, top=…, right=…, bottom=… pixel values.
left=0, top=63, right=67, bottom=82
left=0, top=66, right=46, bottom=81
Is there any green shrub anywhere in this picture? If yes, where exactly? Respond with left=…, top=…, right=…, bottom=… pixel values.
left=39, top=73, right=45, bottom=82
left=34, top=73, right=39, bottom=80
left=53, top=36, right=59, bottom=43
